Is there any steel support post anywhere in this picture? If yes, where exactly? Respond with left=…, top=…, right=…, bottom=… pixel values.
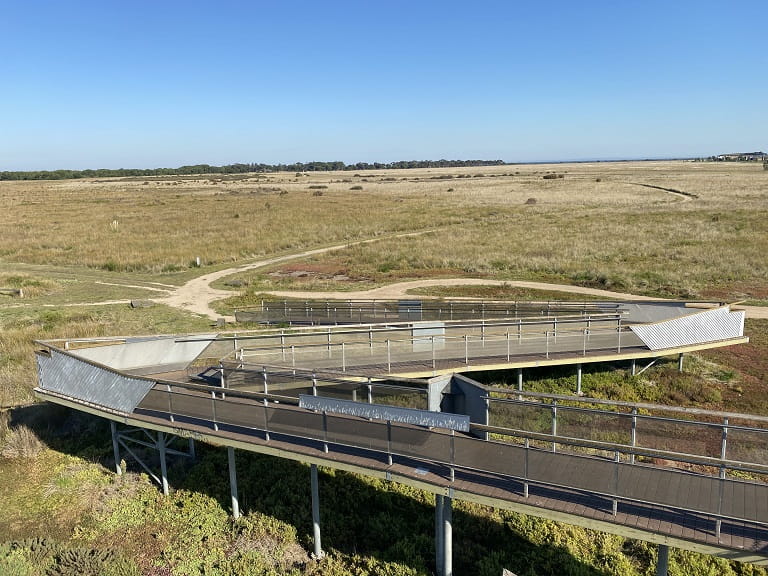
left=158, top=431, right=169, bottom=496
left=311, top=464, right=324, bottom=559
left=110, top=421, right=122, bottom=475
left=517, top=368, right=523, bottom=394
left=678, top=353, right=684, bottom=373
left=435, top=494, right=445, bottom=576
left=656, top=544, right=669, bottom=576
left=227, top=446, right=240, bottom=519
left=443, top=496, right=453, bottom=576
left=576, top=363, right=583, bottom=396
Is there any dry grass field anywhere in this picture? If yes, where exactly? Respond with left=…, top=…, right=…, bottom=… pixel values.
left=2, top=160, right=766, bottom=301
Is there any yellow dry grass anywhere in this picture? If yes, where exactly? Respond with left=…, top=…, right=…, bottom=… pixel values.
left=1, top=160, right=766, bottom=301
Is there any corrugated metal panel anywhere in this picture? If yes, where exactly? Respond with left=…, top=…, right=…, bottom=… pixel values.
left=37, top=350, right=155, bottom=413
left=299, top=394, right=470, bottom=431
left=630, top=306, right=745, bottom=351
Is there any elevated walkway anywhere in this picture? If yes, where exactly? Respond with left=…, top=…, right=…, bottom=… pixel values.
left=33, top=300, right=762, bottom=572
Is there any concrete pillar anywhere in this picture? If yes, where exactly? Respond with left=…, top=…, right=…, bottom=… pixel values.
left=158, top=432, right=169, bottom=496
left=435, top=495, right=445, bottom=576
left=576, top=363, right=583, bottom=396
left=110, top=421, right=122, bottom=475
left=311, top=464, right=324, bottom=559
left=228, top=447, right=240, bottom=519
left=657, top=544, right=669, bottom=576
left=678, top=353, right=684, bottom=373
left=443, top=496, right=453, bottom=576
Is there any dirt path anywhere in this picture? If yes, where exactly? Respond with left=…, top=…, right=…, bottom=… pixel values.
left=158, top=251, right=768, bottom=322
left=154, top=231, right=433, bottom=319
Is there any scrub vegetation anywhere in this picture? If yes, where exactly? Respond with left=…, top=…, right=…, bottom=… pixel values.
left=1, top=160, right=767, bottom=574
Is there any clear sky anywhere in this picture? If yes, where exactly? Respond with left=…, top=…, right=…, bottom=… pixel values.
left=1, top=0, right=765, bottom=170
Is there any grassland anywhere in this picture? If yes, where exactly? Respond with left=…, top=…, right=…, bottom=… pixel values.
left=1, top=160, right=767, bottom=575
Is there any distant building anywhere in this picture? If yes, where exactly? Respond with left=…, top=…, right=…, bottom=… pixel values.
left=714, top=151, right=767, bottom=161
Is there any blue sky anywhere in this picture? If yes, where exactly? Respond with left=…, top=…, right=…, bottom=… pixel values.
left=1, top=1, right=765, bottom=170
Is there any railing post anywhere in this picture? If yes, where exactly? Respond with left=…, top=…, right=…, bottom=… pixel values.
left=717, top=417, right=728, bottom=538
left=432, top=336, right=436, bottom=374
left=263, top=397, right=270, bottom=442
left=341, top=342, right=346, bottom=372
left=322, top=411, right=329, bottom=453
left=449, top=430, right=455, bottom=482
left=630, top=408, right=637, bottom=464
left=262, top=367, right=268, bottom=395
left=506, top=332, right=511, bottom=362
left=211, top=390, right=219, bottom=431
left=613, top=450, right=620, bottom=515
left=576, top=363, right=582, bottom=396
left=545, top=331, right=550, bottom=359
left=367, top=378, right=373, bottom=404
left=524, top=438, right=530, bottom=498
left=387, top=420, right=393, bottom=465
left=312, top=373, right=318, bottom=396
left=387, top=339, right=391, bottom=373
left=166, top=383, right=174, bottom=423
left=464, top=335, right=469, bottom=365
left=291, top=345, right=295, bottom=367
left=551, top=400, right=558, bottom=453
left=517, top=368, right=523, bottom=400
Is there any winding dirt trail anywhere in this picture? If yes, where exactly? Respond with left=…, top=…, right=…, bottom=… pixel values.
left=153, top=236, right=768, bottom=321
left=155, top=231, right=433, bottom=319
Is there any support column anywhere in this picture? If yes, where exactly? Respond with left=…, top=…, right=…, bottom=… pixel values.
left=435, top=495, right=445, bottom=576
left=631, top=359, right=636, bottom=376
left=443, top=496, right=453, bottom=576
left=311, top=464, right=324, bottom=559
left=228, top=447, right=240, bottom=519
left=576, top=364, right=583, bottom=396
left=158, top=431, right=169, bottom=496
left=517, top=368, right=523, bottom=399
left=678, top=353, right=684, bottom=373
left=110, top=421, right=122, bottom=475
left=657, top=544, right=669, bottom=576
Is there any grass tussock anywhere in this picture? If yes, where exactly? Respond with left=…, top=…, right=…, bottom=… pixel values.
left=0, top=424, right=44, bottom=459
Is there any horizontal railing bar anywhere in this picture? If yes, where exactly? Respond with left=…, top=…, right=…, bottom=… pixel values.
left=486, top=390, right=768, bottom=424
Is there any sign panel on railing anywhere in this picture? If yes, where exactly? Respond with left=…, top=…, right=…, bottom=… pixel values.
left=299, top=395, right=470, bottom=431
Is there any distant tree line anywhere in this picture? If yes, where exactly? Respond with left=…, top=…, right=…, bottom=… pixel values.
left=0, top=159, right=506, bottom=181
